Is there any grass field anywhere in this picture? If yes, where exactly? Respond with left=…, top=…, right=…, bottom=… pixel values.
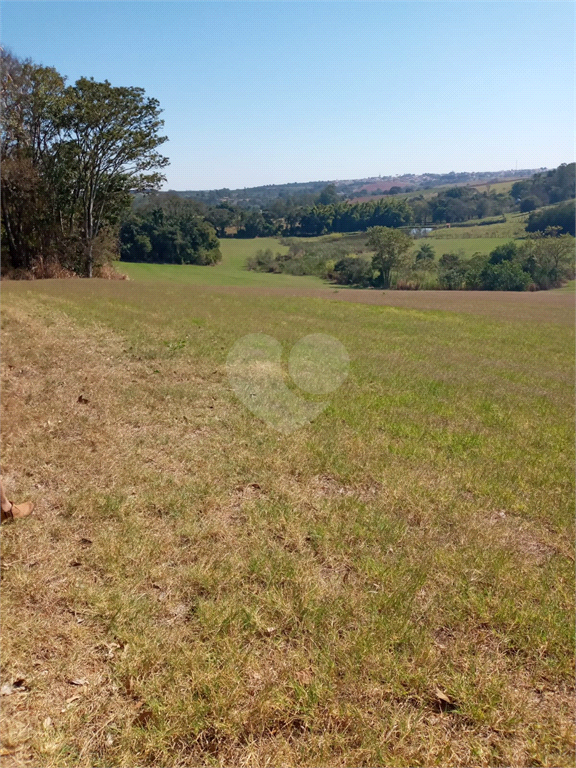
left=430, top=214, right=529, bottom=241
left=353, top=178, right=529, bottom=205
left=416, top=237, right=511, bottom=258
left=1, top=270, right=574, bottom=767
left=116, top=238, right=325, bottom=289
left=116, top=235, right=518, bottom=290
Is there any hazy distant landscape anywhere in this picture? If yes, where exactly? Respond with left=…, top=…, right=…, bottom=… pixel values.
left=170, top=167, right=543, bottom=206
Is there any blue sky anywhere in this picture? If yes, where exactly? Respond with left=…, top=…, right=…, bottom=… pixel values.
left=2, top=1, right=574, bottom=190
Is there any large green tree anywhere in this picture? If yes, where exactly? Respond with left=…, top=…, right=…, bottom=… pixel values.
left=367, top=226, right=413, bottom=288
left=57, top=77, right=169, bottom=276
left=1, top=50, right=67, bottom=272
left=1, top=51, right=170, bottom=277
left=518, top=228, right=575, bottom=288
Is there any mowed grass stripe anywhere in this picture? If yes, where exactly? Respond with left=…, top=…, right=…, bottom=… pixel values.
left=1, top=277, right=574, bottom=767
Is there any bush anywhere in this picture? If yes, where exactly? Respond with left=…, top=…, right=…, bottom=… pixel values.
left=520, top=196, right=541, bottom=213
left=332, top=256, right=373, bottom=287
left=488, top=241, right=518, bottom=264
left=438, top=252, right=466, bottom=289
left=246, top=249, right=279, bottom=272
left=480, top=261, right=531, bottom=291
left=518, top=231, right=575, bottom=289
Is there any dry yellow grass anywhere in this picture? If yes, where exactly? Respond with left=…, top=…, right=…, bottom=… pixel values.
left=1, top=278, right=574, bottom=767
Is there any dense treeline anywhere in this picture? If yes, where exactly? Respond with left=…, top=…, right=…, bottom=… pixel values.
left=410, top=186, right=514, bottom=225
left=247, top=227, right=575, bottom=291
left=526, top=199, right=575, bottom=237
left=151, top=165, right=574, bottom=241
left=511, top=163, right=575, bottom=210
left=1, top=50, right=170, bottom=278
left=120, top=197, right=221, bottom=265
left=283, top=197, right=414, bottom=236
left=435, top=231, right=575, bottom=291
left=136, top=190, right=413, bottom=239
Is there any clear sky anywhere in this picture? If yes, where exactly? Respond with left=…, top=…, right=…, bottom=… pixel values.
left=2, top=1, right=574, bottom=190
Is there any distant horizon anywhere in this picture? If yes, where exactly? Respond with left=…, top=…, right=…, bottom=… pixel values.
left=166, top=165, right=550, bottom=193
left=2, top=1, right=573, bottom=190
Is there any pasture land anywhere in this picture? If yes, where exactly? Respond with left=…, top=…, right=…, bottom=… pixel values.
left=117, top=234, right=520, bottom=291
left=430, top=214, right=529, bottom=241
left=353, top=178, right=528, bottom=204
left=117, top=238, right=323, bottom=289
left=1, top=275, right=574, bottom=767
left=469, top=180, right=519, bottom=195
left=415, top=237, right=511, bottom=258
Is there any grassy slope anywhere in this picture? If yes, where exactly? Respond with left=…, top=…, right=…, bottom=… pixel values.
left=421, top=237, right=510, bottom=258
left=115, top=238, right=324, bottom=288
left=1, top=276, right=574, bottom=767
left=429, top=213, right=529, bottom=240
left=115, top=233, right=520, bottom=291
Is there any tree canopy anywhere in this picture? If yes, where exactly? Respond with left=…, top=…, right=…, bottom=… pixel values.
left=367, top=226, right=413, bottom=288
left=120, top=197, right=221, bottom=265
left=1, top=50, right=169, bottom=277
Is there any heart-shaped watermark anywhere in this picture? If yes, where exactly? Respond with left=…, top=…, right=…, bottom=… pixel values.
left=226, top=333, right=349, bottom=434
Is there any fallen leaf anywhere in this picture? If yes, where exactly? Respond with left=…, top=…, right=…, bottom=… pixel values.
left=79, top=538, right=92, bottom=546
left=43, top=717, right=52, bottom=730
left=66, top=694, right=81, bottom=704
left=69, top=561, right=82, bottom=567
left=1, top=679, right=28, bottom=695
left=434, top=688, right=451, bottom=704
left=68, top=678, right=88, bottom=687
left=433, top=688, right=457, bottom=712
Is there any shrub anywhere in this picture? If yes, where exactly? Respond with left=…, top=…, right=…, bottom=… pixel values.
left=332, top=256, right=374, bottom=287
left=520, top=196, right=541, bottom=213
left=438, top=252, right=466, bottom=289
left=480, top=261, right=531, bottom=291
left=488, top=241, right=518, bottom=264
left=246, top=248, right=278, bottom=272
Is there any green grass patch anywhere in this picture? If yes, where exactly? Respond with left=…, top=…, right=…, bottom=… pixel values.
left=1, top=274, right=574, bottom=766
left=115, top=237, right=325, bottom=288
left=416, top=237, right=512, bottom=258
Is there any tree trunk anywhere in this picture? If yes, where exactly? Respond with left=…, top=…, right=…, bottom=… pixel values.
left=1, top=206, right=20, bottom=269
left=87, top=241, right=93, bottom=278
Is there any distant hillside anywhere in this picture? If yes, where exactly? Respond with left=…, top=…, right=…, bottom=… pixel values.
left=510, top=163, right=575, bottom=208
left=169, top=168, right=545, bottom=208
